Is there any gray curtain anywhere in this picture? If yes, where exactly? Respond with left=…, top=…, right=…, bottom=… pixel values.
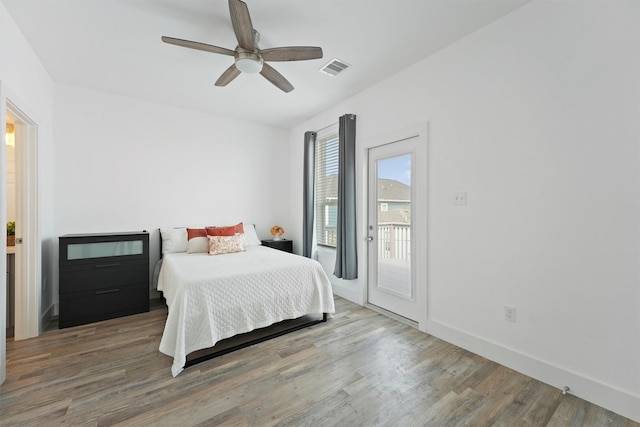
left=334, top=114, right=358, bottom=279
left=303, top=131, right=316, bottom=258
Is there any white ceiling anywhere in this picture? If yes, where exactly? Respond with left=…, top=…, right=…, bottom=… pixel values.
left=2, top=0, right=530, bottom=129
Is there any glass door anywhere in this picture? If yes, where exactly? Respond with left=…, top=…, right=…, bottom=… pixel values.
left=368, top=137, right=420, bottom=322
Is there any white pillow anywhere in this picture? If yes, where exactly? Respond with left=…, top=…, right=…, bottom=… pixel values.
left=187, top=237, right=209, bottom=253
left=160, top=228, right=188, bottom=255
left=242, top=223, right=262, bottom=247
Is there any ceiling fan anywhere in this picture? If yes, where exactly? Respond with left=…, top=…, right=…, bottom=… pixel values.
left=162, top=0, right=323, bottom=93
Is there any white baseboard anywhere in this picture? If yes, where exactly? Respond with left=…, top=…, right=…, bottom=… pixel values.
left=427, top=319, right=640, bottom=423
left=331, top=281, right=364, bottom=305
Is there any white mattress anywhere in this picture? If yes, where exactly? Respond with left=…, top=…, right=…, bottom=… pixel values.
left=157, top=245, right=335, bottom=376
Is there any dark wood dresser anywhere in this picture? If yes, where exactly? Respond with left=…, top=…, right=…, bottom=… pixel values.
left=58, top=231, right=149, bottom=329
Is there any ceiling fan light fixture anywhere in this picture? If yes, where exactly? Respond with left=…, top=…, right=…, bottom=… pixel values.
left=235, top=50, right=263, bottom=74
left=162, top=0, right=322, bottom=92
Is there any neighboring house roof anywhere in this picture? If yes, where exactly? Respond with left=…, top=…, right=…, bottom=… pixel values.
left=379, top=209, right=411, bottom=224
left=321, top=176, right=410, bottom=201
left=378, top=179, right=410, bottom=201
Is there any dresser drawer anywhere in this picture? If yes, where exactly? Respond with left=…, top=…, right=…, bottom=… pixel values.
left=58, top=284, right=149, bottom=328
left=60, top=259, right=148, bottom=294
left=59, top=233, right=149, bottom=267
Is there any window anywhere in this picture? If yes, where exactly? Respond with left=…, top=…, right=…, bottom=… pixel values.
left=315, top=127, right=339, bottom=247
left=325, top=203, right=337, bottom=226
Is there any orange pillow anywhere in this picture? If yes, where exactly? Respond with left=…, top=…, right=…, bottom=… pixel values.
left=233, top=222, right=244, bottom=234
left=187, top=228, right=207, bottom=239
left=206, top=222, right=244, bottom=236
left=206, top=226, right=236, bottom=236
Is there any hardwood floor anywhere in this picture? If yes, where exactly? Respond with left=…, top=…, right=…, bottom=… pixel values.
left=1, top=297, right=637, bottom=426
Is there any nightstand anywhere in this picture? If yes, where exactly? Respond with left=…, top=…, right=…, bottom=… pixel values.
left=262, top=239, right=293, bottom=254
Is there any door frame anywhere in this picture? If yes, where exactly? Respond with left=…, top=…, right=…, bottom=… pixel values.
left=1, top=82, right=41, bottom=384
left=8, top=99, right=41, bottom=340
left=365, top=123, right=428, bottom=332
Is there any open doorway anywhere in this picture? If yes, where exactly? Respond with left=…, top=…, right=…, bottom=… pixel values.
left=5, top=118, right=16, bottom=338
left=4, top=100, right=40, bottom=341
left=1, top=88, right=42, bottom=384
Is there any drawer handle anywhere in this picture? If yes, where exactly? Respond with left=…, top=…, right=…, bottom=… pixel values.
left=95, top=288, right=120, bottom=295
left=95, top=263, right=121, bottom=268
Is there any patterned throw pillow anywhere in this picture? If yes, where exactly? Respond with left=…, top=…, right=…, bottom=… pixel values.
left=208, top=234, right=245, bottom=255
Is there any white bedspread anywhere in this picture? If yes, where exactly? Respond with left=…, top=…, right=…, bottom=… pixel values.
left=158, top=246, right=335, bottom=376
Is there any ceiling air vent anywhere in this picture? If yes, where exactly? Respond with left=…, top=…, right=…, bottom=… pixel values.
left=319, top=58, right=351, bottom=76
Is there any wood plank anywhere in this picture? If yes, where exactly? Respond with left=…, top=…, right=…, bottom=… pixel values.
left=1, top=297, right=637, bottom=426
left=493, top=380, right=564, bottom=427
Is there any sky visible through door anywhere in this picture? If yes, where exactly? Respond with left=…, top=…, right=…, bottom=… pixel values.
left=378, top=154, right=411, bottom=185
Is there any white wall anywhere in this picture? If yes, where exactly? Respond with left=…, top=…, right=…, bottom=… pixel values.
left=53, top=83, right=289, bottom=302
left=0, top=0, right=55, bottom=377
left=288, top=0, right=639, bottom=422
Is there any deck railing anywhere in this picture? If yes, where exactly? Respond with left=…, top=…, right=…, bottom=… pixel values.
left=377, top=223, right=411, bottom=260
left=323, top=224, right=411, bottom=261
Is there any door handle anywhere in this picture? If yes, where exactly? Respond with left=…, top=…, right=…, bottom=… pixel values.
left=367, top=236, right=374, bottom=242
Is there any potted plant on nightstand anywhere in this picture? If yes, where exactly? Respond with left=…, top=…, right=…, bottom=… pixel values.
left=270, top=225, right=285, bottom=241
left=6, top=221, right=15, bottom=246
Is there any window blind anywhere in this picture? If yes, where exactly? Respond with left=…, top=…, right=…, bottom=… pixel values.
left=315, top=127, right=339, bottom=247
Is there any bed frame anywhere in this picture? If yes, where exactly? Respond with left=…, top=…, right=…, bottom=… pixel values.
left=184, top=313, right=328, bottom=368
left=157, top=228, right=329, bottom=370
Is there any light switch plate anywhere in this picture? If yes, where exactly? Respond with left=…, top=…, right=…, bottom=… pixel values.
left=453, top=192, right=467, bottom=205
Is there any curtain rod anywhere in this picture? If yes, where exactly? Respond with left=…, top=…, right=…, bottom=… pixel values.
left=315, top=121, right=338, bottom=134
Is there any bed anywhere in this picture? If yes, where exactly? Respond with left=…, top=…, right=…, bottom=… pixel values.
left=156, top=225, right=335, bottom=377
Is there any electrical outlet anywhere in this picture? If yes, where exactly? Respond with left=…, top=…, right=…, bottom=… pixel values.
left=504, top=305, right=516, bottom=323
left=453, top=192, right=467, bottom=205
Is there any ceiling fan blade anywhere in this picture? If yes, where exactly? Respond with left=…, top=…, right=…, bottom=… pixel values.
left=261, top=47, right=323, bottom=62
left=215, top=64, right=241, bottom=87
left=260, top=63, right=294, bottom=93
left=228, top=0, right=255, bottom=51
left=162, top=36, right=235, bottom=56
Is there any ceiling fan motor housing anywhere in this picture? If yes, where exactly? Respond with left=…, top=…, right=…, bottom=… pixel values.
left=235, top=47, right=264, bottom=73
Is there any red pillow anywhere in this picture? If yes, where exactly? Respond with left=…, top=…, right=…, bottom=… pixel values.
left=187, top=228, right=207, bottom=240
left=233, top=222, right=244, bottom=234
left=206, top=226, right=236, bottom=236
